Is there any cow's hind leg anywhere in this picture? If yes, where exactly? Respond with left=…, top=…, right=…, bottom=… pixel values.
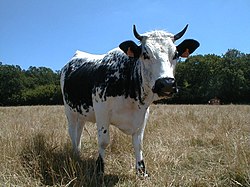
left=66, top=109, right=85, bottom=155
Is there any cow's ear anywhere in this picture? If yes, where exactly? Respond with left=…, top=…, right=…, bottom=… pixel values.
left=119, top=40, right=141, bottom=58
left=177, top=39, right=200, bottom=58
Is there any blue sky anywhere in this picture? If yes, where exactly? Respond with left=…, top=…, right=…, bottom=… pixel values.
left=1, top=0, right=250, bottom=70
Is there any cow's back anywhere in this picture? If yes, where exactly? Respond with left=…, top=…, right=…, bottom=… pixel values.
left=61, top=49, right=143, bottom=115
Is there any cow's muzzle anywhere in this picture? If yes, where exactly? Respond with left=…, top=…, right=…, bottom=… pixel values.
left=152, top=77, right=178, bottom=97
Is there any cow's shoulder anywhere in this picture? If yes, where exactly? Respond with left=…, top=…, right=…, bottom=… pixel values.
left=102, top=48, right=129, bottom=64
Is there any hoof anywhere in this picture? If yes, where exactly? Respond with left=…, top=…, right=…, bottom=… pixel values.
left=136, top=170, right=150, bottom=179
left=95, top=154, right=105, bottom=185
left=136, top=160, right=149, bottom=179
left=96, top=172, right=104, bottom=186
left=96, top=154, right=104, bottom=174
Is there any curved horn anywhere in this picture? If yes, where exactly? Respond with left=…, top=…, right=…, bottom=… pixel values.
left=133, top=25, right=143, bottom=41
left=174, top=24, right=188, bottom=41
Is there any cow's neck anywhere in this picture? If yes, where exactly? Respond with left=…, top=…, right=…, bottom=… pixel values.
left=123, top=58, right=145, bottom=105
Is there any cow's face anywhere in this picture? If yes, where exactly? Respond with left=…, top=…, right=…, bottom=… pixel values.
left=140, top=32, right=178, bottom=97
left=119, top=25, right=199, bottom=99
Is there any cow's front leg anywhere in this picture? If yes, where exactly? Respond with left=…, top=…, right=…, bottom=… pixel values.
left=132, top=130, right=149, bottom=178
left=132, top=108, right=149, bottom=178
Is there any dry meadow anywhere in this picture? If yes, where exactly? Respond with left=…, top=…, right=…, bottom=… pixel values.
left=0, top=105, right=249, bottom=186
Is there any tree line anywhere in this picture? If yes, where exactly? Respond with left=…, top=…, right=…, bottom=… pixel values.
left=0, top=65, right=62, bottom=106
left=0, top=49, right=249, bottom=106
left=168, top=49, right=250, bottom=104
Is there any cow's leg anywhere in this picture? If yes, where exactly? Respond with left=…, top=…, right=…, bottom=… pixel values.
left=93, top=103, right=110, bottom=179
left=95, top=122, right=110, bottom=186
left=132, top=130, right=149, bottom=177
left=66, top=109, right=85, bottom=155
left=96, top=122, right=110, bottom=175
left=132, top=108, right=149, bottom=178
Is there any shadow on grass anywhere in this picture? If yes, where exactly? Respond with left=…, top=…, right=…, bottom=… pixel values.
left=20, top=133, right=129, bottom=186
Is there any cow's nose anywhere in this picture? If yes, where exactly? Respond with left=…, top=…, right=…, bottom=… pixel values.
left=152, top=77, right=177, bottom=96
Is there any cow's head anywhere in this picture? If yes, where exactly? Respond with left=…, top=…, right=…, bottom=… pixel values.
left=119, top=25, right=199, bottom=99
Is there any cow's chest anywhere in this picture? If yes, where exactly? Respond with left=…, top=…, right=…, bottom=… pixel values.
left=92, top=96, right=148, bottom=135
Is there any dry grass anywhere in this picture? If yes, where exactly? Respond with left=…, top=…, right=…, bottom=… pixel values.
left=0, top=105, right=249, bottom=186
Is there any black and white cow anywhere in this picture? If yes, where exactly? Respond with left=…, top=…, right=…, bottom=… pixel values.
left=60, top=25, right=199, bottom=178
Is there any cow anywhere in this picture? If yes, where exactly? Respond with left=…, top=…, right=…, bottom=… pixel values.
left=60, top=24, right=199, bottom=179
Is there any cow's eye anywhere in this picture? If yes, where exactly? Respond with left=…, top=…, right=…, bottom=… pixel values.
left=173, top=51, right=179, bottom=60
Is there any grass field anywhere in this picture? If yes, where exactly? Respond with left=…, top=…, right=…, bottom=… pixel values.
left=0, top=105, right=249, bottom=186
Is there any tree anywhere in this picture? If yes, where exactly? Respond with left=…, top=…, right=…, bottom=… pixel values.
left=0, top=64, right=26, bottom=105
left=171, top=49, right=249, bottom=104
left=21, top=84, right=62, bottom=105
left=217, top=49, right=250, bottom=103
left=24, top=66, right=59, bottom=88
left=0, top=64, right=62, bottom=106
left=173, top=54, right=222, bottom=103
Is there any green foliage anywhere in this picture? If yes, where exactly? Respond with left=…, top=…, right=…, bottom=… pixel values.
left=24, top=66, right=59, bottom=89
left=21, top=84, right=62, bottom=105
left=171, top=49, right=250, bottom=104
left=0, top=64, right=62, bottom=106
left=0, top=65, right=26, bottom=105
